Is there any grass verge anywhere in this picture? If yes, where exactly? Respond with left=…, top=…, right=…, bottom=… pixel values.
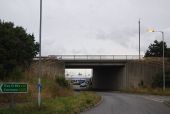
left=120, top=88, right=170, bottom=96
left=0, top=92, right=101, bottom=114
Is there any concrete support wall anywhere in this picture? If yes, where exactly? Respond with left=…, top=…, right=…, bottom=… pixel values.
left=30, top=60, right=65, bottom=79
left=91, top=61, right=167, bottom=90
left=126, top=61, right=162, bottom=88
left=92, top=66, right=125, bottom=90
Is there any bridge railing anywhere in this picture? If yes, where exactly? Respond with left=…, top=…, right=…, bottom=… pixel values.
left=43, top=55, right=143, bottom=61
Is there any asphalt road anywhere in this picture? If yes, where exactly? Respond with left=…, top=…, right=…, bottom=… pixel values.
left=81, top=92, right=170, bottom=114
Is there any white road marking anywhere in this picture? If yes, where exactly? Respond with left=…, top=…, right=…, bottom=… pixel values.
left=142, top=96, right=170, bottom=103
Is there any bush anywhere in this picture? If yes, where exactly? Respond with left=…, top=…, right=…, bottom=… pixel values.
left=152, top=70, right=170, bottom=87
left=168, top=57, right=170, bottom=62
left=55, top=76, right=70, bottom=88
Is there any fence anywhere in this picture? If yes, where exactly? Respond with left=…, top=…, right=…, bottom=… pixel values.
left=42, top=55, right=144, bottom=61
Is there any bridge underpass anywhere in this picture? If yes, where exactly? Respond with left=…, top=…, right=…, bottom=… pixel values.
left=92, top=66, right=125, bottom=90
left=64, top=59, right=127, bottom=90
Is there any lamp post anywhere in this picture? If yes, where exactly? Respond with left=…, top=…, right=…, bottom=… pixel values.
left=148, top=29, right=165, bottom=91
left=38, top=0, right=42, bottom=107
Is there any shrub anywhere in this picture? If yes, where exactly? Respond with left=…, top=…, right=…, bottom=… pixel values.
left=168, top=57, right=170, bottom=62
left=55, top=76, right=70, bottom=88
left=152, top=70, right=170, bottom=87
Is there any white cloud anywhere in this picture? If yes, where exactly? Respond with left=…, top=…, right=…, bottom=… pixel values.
left=0, top=0, right=170, bottom=56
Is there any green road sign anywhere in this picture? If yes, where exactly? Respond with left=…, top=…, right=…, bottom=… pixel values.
left=0, top=83, right=28, bottom=93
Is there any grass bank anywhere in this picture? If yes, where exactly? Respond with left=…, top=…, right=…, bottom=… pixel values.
left=0, top=92, right=101, bottom=114
left=0, top=61, right=101, bottom=114
left=120, top=88, right=170, bottom=96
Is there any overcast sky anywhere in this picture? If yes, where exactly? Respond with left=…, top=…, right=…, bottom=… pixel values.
left=1, top=0, right=170, bottom=56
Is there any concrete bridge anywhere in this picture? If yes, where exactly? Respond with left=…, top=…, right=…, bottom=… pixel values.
left=35, top=55, right=163, bottom=90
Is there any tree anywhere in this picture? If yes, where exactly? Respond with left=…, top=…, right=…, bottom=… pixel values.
left=166, top=48, right=170, bottom=57
left=152, top=70, right=170, bottom=88
left=0, top=20, right=39, bottom=80
left=145, top=40, right=169, bottom=57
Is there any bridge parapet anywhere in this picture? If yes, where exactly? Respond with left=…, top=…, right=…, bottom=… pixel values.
left=34, top=55, right=143, bottom=61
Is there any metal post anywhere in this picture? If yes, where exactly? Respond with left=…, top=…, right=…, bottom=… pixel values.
left=10, top=94, right=15, bottom=108
left=139, top=19, right=141, bottom=60
left=162, top=32, right=165, bottom=91
left=38, top=0, right=42, bottom=107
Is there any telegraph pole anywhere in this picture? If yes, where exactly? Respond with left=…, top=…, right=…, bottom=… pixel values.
left=162, top=32, right=165, bottom=91
left=139, top=19, right=141, bottom=60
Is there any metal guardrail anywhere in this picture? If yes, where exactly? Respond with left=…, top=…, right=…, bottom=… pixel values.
left=34, top=55, right=143, bottom=61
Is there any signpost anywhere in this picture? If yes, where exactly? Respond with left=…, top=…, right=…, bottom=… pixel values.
left=0, top=83, right=28, bottom=93
left=0, top=83, right=28, bottom=108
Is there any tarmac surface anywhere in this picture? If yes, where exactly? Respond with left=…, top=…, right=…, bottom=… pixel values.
left=81, top=92, right=170, bottom=114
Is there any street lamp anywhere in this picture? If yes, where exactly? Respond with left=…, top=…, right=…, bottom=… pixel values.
left=148, top=29, right=165, bottom=91
left=38, top=0, right=43, bottom=107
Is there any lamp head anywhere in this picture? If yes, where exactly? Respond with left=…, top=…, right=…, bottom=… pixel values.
left=148, top=29, right=155, bottom=32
